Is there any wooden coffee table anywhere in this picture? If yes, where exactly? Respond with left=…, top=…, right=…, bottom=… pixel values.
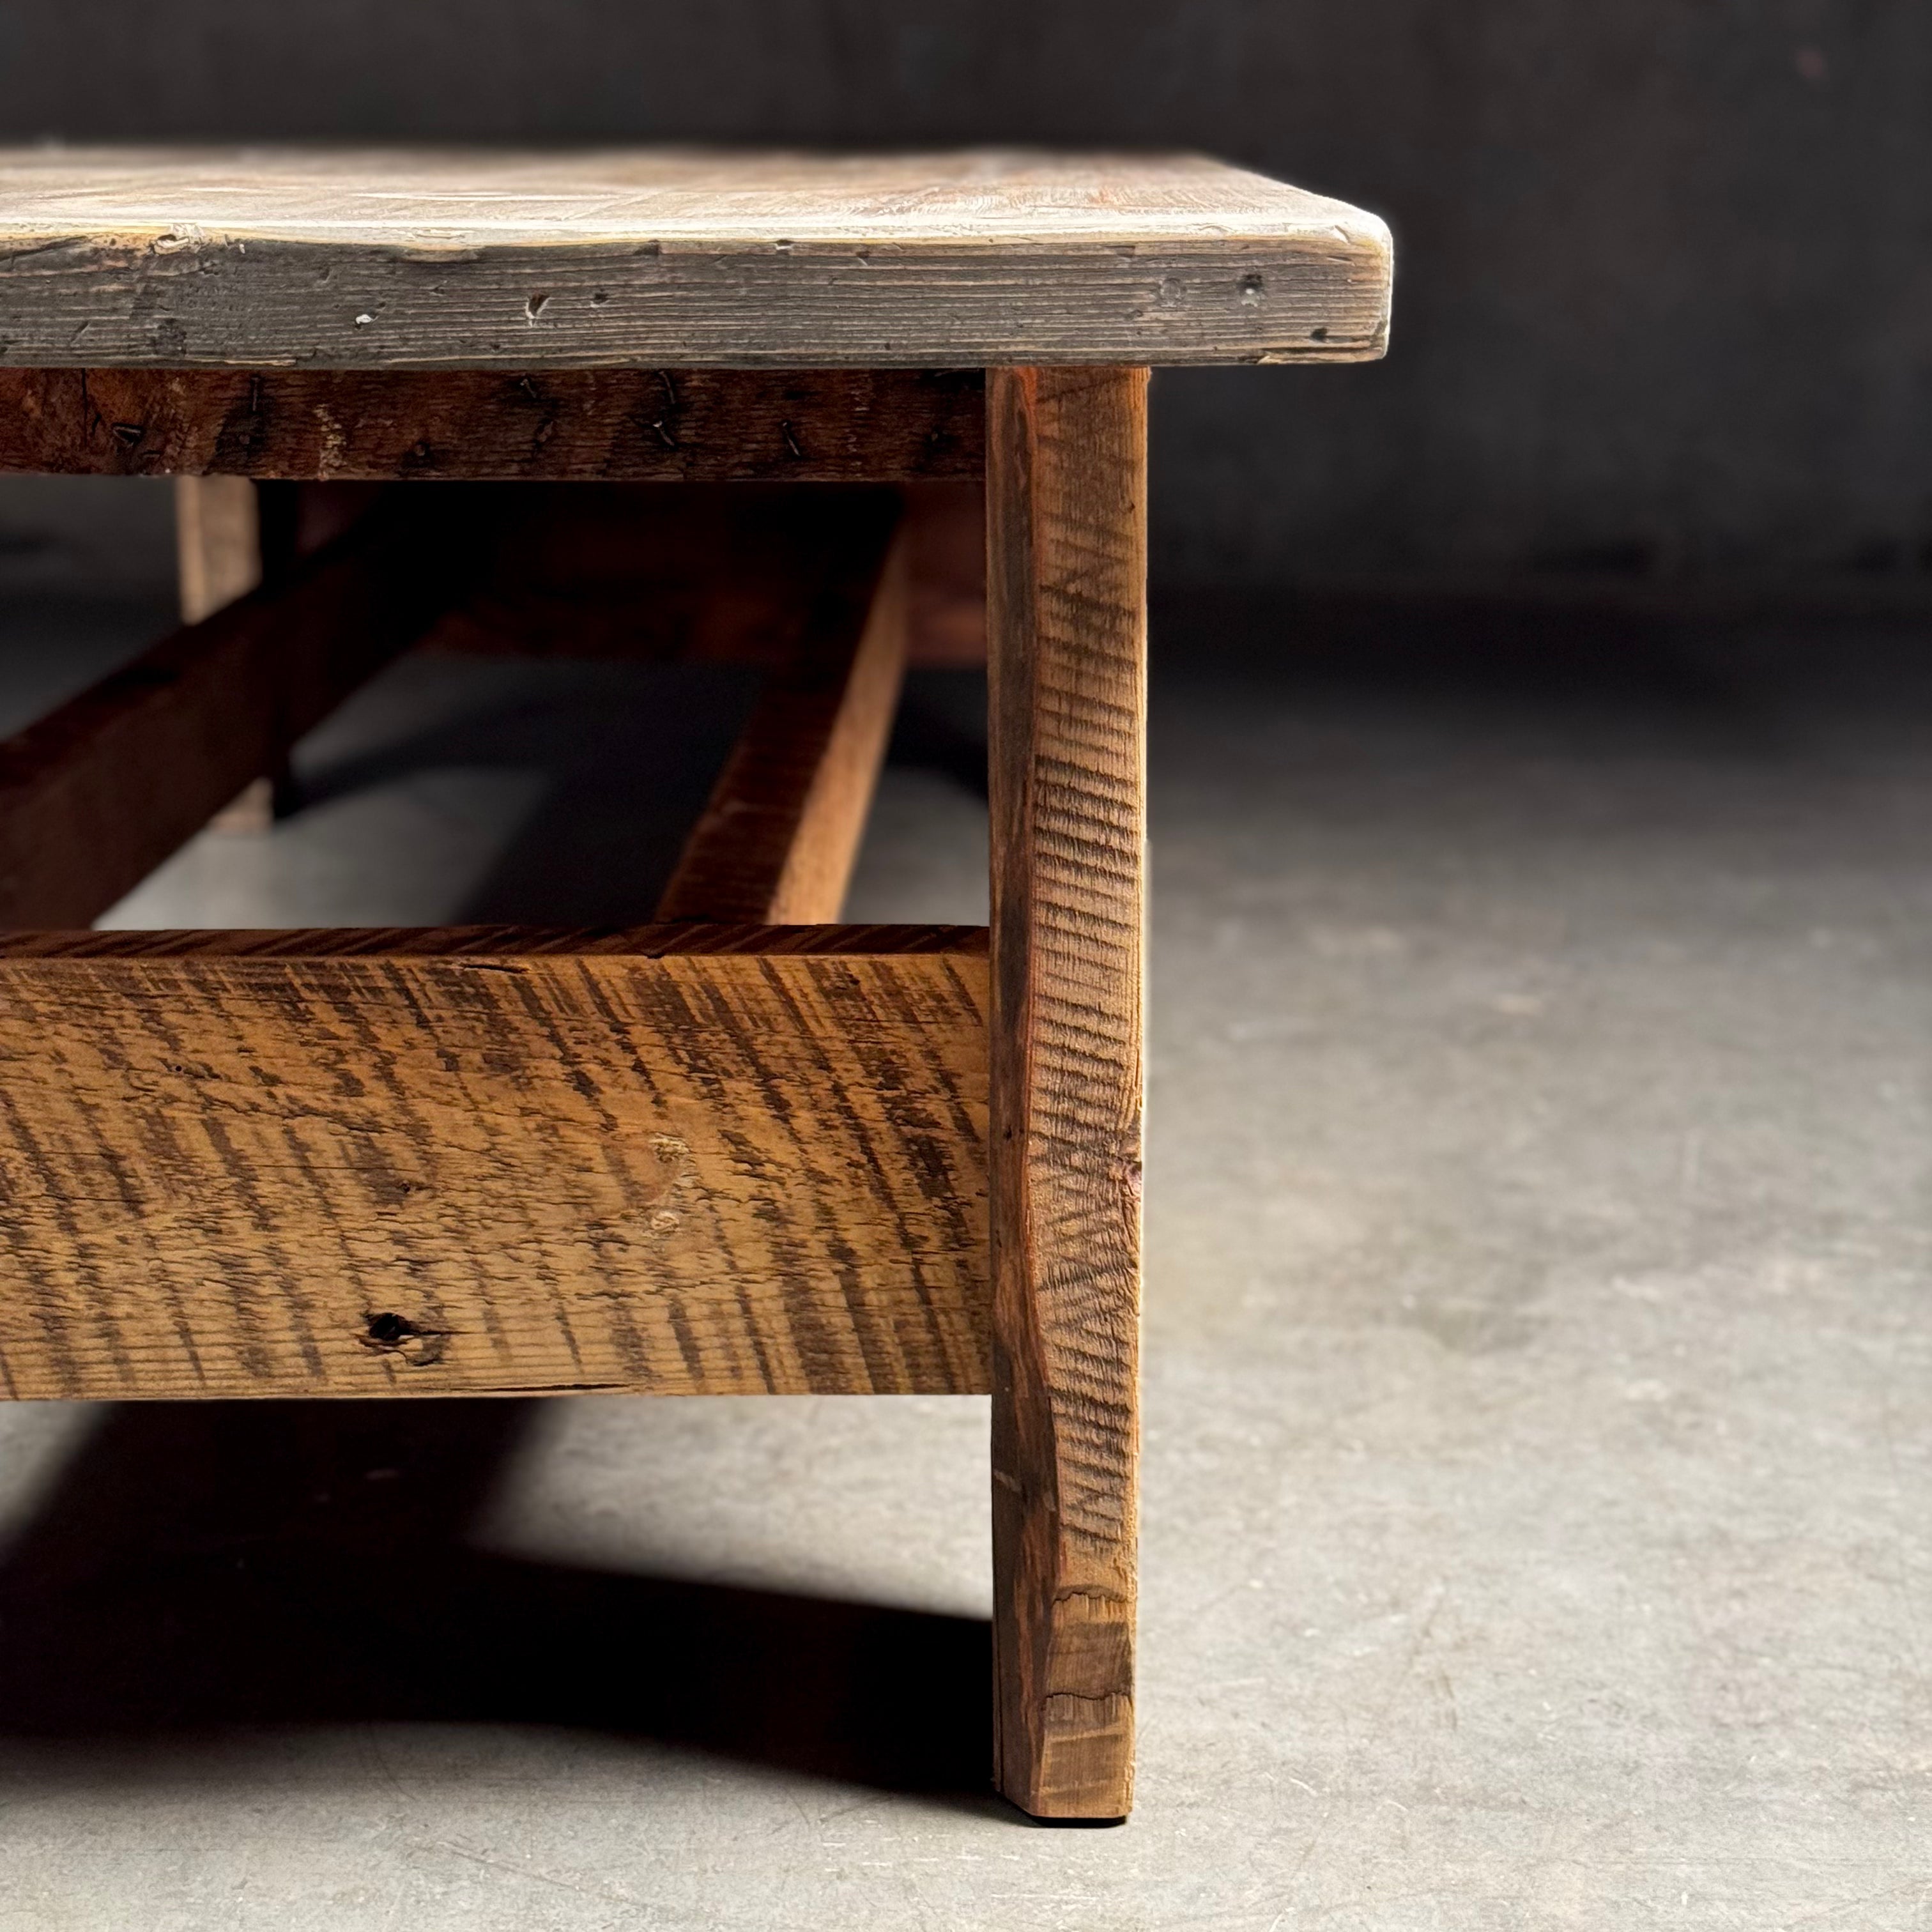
left=0, top=148, right=1391, bottom=1819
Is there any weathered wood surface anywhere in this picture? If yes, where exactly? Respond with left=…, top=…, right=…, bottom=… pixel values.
left=986, top=367, right=1146, bottom=1819
left=0, top=369, right=985, bottom=481
left=174, top=476, right=302, bottom=832
left=173, top=474, right=260, bottom=620
left=656, top=500, right=908, bottom=923
left=0, top=926, right=990, bottom=1403
left=0, top=507, right=468, bottom=926
left=0, top=148, right=1393, bottom=368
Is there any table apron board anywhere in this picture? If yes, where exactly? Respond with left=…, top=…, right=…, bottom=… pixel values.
left=0, top=367, right=987, bottom=482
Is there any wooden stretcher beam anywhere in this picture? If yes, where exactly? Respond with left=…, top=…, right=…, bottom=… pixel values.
left=656, top=493, right=911, bottom=922
left=0, top=503, right=474, bottom=927
left=0, top=367, right=985, bottom=482
left=0, top=923, right=991, bottom=1404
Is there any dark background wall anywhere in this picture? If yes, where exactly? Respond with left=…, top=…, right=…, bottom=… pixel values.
left=1, top=1, right=1927, bottom=585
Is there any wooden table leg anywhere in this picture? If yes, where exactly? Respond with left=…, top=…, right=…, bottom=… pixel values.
left=175, top=477, right=300, bottom=831
left=986, top=365, right=1147, bottom=1820
left=174, top=475, right=262, bottom=627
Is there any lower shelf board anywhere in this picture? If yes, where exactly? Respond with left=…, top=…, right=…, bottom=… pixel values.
left=0, top=925, right=990, bottom=1402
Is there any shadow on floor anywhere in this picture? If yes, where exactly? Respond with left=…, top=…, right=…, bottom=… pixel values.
left=1153, top=582, right=1932, bottom=740
left=279, top=662, right=989, bottom=926
left=0, top=1401, right=992, bottom=1804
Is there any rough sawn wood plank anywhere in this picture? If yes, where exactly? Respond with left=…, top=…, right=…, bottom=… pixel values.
left=0, top=926, right=990, bottom=1403
left=656, top=496, right=910, bottom=923
left=173, top=473, right=260, bottom=620
left=0, top=368, right=985, bottom=480
left=0, top=148, right=1393, bottom=369
left=987, top=366, right=1146, bottom=1820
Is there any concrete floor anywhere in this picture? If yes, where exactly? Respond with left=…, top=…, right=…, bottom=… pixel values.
left=0, top=583, right=1929, bottom=1928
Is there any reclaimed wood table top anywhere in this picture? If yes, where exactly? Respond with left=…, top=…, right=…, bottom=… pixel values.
left=0, top=147, right=1392, bottom=371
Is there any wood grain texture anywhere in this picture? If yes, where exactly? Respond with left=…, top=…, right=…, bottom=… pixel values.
left=0, top=507, right=469, bottom=926
left=0, top=148, right=1392, bottom=369
left=986, top=367, right=1146, bottom=1819
left=0, top=368, right=984, bottom=481
left=174, top=475, right=302, bottom=833
left=0, top=926, right=990, bottom=1403
left=656, top=498, right=909, bottom=923
left=173, top=473, right=260, bottom=620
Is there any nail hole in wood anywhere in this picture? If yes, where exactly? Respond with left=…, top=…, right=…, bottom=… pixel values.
left=360, top=1311, right=447, bottom=1365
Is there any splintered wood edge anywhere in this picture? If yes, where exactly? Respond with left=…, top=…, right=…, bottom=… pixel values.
left=0, top=930, right=991, bottom=1404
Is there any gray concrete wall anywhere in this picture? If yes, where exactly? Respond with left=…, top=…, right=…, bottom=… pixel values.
left=1, top=2, right=1928, bottom=584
